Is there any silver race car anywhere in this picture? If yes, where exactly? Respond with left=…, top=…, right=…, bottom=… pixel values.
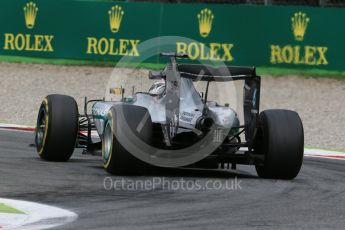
left=35, top=52, right=304, bottom=179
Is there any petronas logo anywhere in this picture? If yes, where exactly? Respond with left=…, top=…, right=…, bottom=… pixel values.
left=197, top=8, right=214, bottom=38
left=108, top=5, right=124, bottom=33
left=23, top=1, right=38, bottom=29
left=291, top=12, right=310, bottom=41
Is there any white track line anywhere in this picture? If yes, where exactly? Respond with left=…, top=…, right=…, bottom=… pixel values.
left=0, top=198, right=77, bottom=230
left=0, top=124, right=35, bottom=132
left=304, top=148, right=345, bottom=160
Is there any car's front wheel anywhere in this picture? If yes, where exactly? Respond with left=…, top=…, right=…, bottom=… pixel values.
left=35, top=94, right=78, bottom=161
left=102, top=104, right=152, bottom=175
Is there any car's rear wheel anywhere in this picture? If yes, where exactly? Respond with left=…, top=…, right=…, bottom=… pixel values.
left=254, top=109, right=304, bottom=179
left=102, top=104, right=152, bottom=175
left=35, top=94, right=79, bottom=161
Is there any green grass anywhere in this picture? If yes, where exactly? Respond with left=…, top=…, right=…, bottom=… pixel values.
left=0, top=55, right=165, bottom=69
left=0, top=55, right=117, bottom=67
left=0, top=203, right=25, bottom=214
left=257, top=67, right=345, bottom=79
left=1, top=55, right=345, bottom=79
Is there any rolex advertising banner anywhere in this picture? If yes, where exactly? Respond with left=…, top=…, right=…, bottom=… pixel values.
left=0, top=0, right=344, bottom=70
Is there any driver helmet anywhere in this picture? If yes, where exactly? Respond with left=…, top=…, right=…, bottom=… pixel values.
left=149, top=80, right=165, bottom=95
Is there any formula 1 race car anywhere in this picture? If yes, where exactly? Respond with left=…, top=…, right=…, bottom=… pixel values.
left=35, top=52, right=304, bottom=179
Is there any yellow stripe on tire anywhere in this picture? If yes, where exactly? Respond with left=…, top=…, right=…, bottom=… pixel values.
left=103, top=111, right=113, bottom=169
left=38, top=98, right=49, bottom=155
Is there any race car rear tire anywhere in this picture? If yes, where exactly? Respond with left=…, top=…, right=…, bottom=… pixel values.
left=35, top=94, right=79, bottom=161
left=254, top=109, right=304, bottom=180
left=102, top=104, right=152, bottom=175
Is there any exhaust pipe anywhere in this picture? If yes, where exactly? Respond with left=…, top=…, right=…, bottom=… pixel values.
left=196, top=117, right=214, bottom=131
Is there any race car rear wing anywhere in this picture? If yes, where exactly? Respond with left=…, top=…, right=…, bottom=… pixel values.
left=178, top=64, right=256, bottom=81
left=149, top=64, right=256, bottom=81
left=158, top=52, right=261, bottom=145
left=176, top=63, right=261, bottom=144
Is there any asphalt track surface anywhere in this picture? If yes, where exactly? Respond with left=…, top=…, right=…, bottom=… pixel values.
left=1, top=129, right=345, bottom=230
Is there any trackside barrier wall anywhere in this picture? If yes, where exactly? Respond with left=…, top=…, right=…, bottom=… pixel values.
left=0, top=0, right=344, bottom=70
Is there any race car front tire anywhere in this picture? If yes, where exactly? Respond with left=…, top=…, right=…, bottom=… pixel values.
left=254, top=109, right=304, bottom=180
left=35, top=94, right=79, bottom=161
left=102, top=104, right=152, bottom=175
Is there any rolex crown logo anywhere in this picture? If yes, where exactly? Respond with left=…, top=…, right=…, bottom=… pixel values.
left=197, top=8, right=214, bottom=38
left=291, top=12, right=310, bottom=41
left=23, top=1, right=38, bottom=29
left=108, top=5, right=124, bottom=33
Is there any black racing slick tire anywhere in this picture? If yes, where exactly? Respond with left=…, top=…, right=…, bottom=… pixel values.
left=254, top=109, right=304, bottom=180
left=35, top=94, right=79, bottom=161
left=102, top=104, right=152, bottom=175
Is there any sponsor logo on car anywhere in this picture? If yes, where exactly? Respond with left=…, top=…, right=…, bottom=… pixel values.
left=180, top=111, right=195, bottom=123
left=92, top=103, right=111, bottom=118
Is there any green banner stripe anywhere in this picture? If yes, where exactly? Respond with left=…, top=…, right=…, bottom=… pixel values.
left=0, top=0, right=344, bottom=70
